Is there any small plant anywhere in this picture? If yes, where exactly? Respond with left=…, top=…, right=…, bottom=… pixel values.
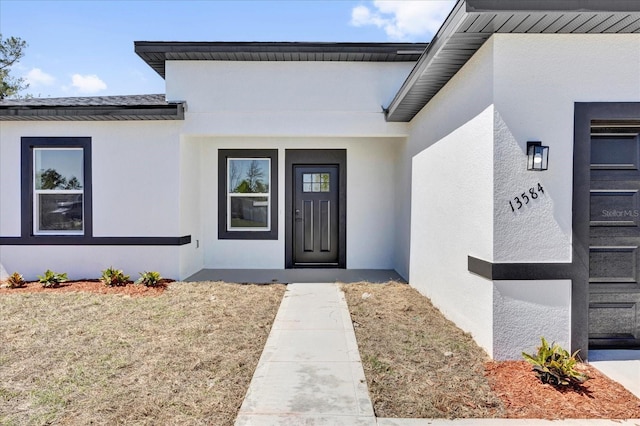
left=100, top=266, right=130, bottom=287
left=136, top=271, right=162, bottom=287
left=38, top=270, right=68, bottom=288
left=522, top=337, right=588, bottom=387
left=6, top=272, right=26, bottom=288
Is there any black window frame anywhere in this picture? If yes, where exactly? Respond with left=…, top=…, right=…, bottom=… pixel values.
left=218, top=149, right=278, bottom=240
left=21, top=137, right=93, bottom=242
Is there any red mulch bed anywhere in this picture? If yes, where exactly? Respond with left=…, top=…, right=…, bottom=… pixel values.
left=485, top=360, right=640, bottom=419
left=0, top=279, right=172, bottom=296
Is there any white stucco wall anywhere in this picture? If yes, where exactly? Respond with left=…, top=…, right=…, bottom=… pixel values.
left=179, top=137, right=203, bottom=279
left=0, top=245, right=180, bottom=281
left=488, top=34, right=638, bottom=358
left=194, top=136, right=400, bottom=270
left=407, top=38, right=496, bottom=353
left=1, top=59, right=415, bottom=281
left=492, top=34, right=640, bottom=262
left=166, top=61, right=413, bottom=137
left=0, top=121, right=185, bottom=280
left=165, top=59, right=414, bottom=272
left=493, top=280, right=571, bottom=360
left=407, top=33, right=640, bottom=359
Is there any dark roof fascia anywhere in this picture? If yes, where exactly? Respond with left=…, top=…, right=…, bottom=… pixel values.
left=384, top=0, right=471, bottom=122
left=135, top=41, right=428, bottom=78
left=466, top=0, right=640, bottom=12
left=0, top=103, right=185, bottom=121
left=385, top=0, right=640, bottom=122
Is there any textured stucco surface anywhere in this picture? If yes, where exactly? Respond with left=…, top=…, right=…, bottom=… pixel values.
left=165, top=59, right=415, bottom=273
left=1, top=58, right=415, bottom=280
left=0, top=120, right=186, bottom=280
left=407, top=38, right=496, bottom=353
left=493, top=280, right=572, bottom=360
left=0, top=245, right=181, bottom=282
left=492, top=34, right=640, bottom=262
left=195, top=136, right=402, bottom=270
left=179, top=137, right=203, bottom=279
left=166, top=61, right=414, bottom=138
left=406, top=33, right=640, bottom=359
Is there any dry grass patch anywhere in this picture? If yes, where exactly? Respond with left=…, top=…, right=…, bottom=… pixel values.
left=342, top=282, right=504, bottom=419
left=0, top=281, right=285, bottom=425
left=343, top=282, right=640, bottom=420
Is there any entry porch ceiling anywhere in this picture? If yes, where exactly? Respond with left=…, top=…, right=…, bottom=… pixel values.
left=385, top=0, right=640, bottom=122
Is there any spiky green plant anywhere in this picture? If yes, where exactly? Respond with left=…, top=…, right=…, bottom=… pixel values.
left=522, top=337, right=588, bottom=387
left=6, top=272, right=25, bottom=288
left=136, top=271, right=162, bottom=287
left=100, top=267, right=130, bottom=287
left=38, top=270, right=68, bottom=288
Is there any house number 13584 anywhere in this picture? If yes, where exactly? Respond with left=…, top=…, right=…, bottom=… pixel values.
left=509, top=183, right=545, bottom=212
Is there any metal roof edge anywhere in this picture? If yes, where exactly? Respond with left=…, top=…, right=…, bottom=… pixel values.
left=0, top=103, right=184, bottom=121
left=134, top=41, right=428, bottom=51
left=384, top=0, right=469, bottom=121
left=385, top=0, right=640, bottom=122
left=466, top=0, right=640, bottom=13
left=134, top=41, right=429, bottom=78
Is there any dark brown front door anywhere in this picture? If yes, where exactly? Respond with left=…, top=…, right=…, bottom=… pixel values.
left=589, top=121, right=640, bottom=348
left=292, top=165, right=339, bottom=266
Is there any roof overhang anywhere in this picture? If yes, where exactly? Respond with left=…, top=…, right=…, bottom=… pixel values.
left=0, top=95, right=185, bottom=121
left=385, top=0, right=640, bottom=122
left=134, top=41, right=428, bottom=78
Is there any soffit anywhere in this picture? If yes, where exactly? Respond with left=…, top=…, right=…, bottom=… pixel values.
left=134, top=42, right=429, bottom=78
left=385, top=0, right=640, bottom=122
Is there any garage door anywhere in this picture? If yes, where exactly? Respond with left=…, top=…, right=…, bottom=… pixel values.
left=589, top=121, right=640, bottom=348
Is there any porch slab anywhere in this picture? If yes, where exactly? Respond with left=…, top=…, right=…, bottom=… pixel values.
left=185, top=268, right=405, bottom=284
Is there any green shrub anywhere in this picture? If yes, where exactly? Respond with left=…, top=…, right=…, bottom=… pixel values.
left=6, top=272, right=25, bottom=288
left=38, top=270, right=68, bottom=288
left=100, top=266, right=130, bottom=287
left=522, top=337, right=588, bottom=387
left=136, top=271, right=162, bottom=287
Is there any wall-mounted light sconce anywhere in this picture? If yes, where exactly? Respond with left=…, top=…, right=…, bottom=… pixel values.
left=527, top=141, right=549, bottom=171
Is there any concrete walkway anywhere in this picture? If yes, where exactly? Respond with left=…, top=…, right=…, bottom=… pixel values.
left=236, top=283, right=375, bottom=425
left=236, top=283, right=640, bottom=426
left=589, top=349, right=640, bottom=399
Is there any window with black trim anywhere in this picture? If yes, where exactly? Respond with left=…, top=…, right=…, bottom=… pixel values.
left=22, top=137, right=92, bottom=238
left=218, top=149, right=278, bottom=240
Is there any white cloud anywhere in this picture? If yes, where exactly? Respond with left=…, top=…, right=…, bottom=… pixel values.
left=70, top=74, right=107, bottom=94
left=24, top=68, right=55, bottom=86
left=351, top=1, right=455, bottom=40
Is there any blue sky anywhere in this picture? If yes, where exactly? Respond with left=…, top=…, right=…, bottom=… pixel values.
left=0, top=0, right=455, bottom=98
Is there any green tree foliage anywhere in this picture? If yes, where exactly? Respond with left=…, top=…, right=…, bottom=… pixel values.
left=0, top=34, right=28, bottom=99
left=38, top=168, right=82, bottom=190
left=39, top=168, right=66, bottom=190
left=66, top=176, right=82, bottom=190
left=233, top=160, right=267, bottom=193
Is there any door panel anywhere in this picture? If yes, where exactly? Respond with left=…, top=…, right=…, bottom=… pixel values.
left=320, top=200, right=331, bottom=252
left=293, top=166, right=339, bottom=266
left=589, top=124, right=640, bottom=348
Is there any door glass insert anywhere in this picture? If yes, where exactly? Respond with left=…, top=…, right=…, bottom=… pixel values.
left=302, top=173, right=330, bottom=192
